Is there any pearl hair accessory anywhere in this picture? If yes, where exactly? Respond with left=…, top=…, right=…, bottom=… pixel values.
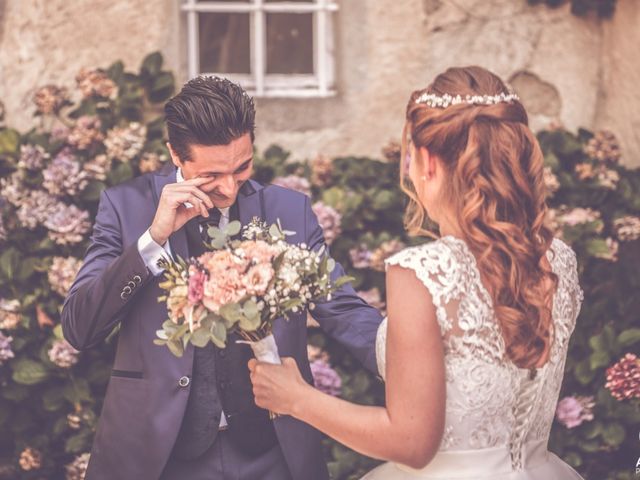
left=415, top=91, right=520, bottom=108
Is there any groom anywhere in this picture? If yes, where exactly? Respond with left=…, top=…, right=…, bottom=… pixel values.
left=61, top=76, right=383, bottom=480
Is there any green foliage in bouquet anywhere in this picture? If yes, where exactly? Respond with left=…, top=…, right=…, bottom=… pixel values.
left=0, top=51, right=638, bottom=480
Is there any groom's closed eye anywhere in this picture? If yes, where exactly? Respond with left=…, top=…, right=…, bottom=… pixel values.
left=233, top=159, right=253, bottom=174
left=198, top=159, right=253, bottom=180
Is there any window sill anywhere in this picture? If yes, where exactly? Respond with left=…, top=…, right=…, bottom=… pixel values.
left=249, top=88, right=337, bottom=99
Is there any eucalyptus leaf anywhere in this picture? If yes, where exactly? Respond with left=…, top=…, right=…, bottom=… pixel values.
left=237, top=312, right=261, bottom=332
left=190, top=327, right=210, bottom=348
left=219, top=303, right=244, bottom=325
left=225, top=220, right=242, bottom=237
left=167, top=338, right=184, bottom=357
left=243, top=299, right=260, bottom=321
left=210, top=320, right=227, bottom=349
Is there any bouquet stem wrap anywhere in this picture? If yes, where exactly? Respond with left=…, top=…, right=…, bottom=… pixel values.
left=238, top=334, right=281, bottom=420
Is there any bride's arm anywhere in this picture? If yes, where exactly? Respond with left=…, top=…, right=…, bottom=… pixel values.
left=249, top=264, right=446, bottom=469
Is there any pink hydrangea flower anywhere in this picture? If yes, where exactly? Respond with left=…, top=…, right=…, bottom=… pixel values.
left=555, top=396, right=595, bottom=428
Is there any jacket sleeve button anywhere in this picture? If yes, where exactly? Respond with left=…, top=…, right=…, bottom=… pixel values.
left=133, top=275, right=142, bottom=284
left=178, top=376, right=190, bottom=387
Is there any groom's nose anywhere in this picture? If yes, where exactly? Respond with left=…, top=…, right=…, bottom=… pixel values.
left=216, top=174, right=237, bottom=199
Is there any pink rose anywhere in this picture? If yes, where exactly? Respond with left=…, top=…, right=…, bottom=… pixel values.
left=187, top=265, right=206, bottom=305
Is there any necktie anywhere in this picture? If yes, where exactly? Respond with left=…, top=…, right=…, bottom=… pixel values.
left=171, top=208, right=223, bottom=460
left=197, top=208, right=222, bottom=245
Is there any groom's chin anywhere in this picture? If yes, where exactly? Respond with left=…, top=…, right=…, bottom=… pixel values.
left=210, top=194, right=236, bottom=208
left=214, top=199, right=235, bottom=209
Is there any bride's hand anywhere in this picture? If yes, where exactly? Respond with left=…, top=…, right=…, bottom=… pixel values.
left=248, top=357, right=310, bottom=416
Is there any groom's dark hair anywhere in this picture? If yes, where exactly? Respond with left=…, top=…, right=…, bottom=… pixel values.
left=164, top=75, right=256, bottom=162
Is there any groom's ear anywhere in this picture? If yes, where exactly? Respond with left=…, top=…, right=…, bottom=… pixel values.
left=166, top=142, right=182, bottom=169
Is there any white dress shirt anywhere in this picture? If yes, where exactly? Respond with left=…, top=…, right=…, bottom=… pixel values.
left=136, top=167, right=230, bottom=428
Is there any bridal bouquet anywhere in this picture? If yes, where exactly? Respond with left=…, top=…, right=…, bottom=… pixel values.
left=154, top=218, right=351, bottom=361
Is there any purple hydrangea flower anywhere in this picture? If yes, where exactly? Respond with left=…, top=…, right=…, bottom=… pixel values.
left=48, top=339, right=80, bottom=368
left=311, top=201, right=342, bottom=246
left=310, top=359, right=342, bottom=397
left=43, top=148, right=89, bottom=196
left=0, top=332, right=15, bottom=366
left=349, top=244, right=373, bottom=269
left=44, top=203, right=92, bottom=245
left=16, top=191, right=59, bottom=229
left=17, top=144, right=50, bottom=170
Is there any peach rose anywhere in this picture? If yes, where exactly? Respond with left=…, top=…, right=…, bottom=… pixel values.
left=243, top=264, right=274, bottom=296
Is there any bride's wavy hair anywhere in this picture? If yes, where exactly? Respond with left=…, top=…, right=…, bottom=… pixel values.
left=400, top=66, right=558, bottom=369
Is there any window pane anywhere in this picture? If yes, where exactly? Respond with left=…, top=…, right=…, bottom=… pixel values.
left=266, top=13, right=313, bottom=74
left=198, top=13, right=251, bottom=74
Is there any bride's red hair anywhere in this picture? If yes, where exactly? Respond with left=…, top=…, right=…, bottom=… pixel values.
left=400, top=66, right=558, bottom=369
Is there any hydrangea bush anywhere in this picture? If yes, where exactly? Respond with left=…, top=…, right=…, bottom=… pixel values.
left=0, top=54, right=638, bottom=479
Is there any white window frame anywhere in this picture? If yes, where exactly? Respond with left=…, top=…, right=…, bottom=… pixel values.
left=182, top=0, right=338, bottom=98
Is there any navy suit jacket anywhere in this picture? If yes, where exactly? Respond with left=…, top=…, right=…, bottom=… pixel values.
left=61, top=163, right=383, bottom=480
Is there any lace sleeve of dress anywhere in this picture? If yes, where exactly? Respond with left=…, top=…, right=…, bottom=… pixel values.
left=383, top=241, right=460, bottom=335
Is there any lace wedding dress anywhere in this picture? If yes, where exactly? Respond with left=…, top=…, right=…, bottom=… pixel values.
left=364, top=236, right=585, bottom=479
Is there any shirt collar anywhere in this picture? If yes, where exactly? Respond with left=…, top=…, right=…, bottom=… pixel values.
left=176, top=167, right=230, bottom=218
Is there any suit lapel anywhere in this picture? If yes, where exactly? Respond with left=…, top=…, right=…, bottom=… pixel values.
left=237, top=179, right=264, bottom=227
left=151, top=165, right=194, bottom=368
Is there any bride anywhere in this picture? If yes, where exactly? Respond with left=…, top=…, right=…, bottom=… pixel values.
left=248, top=65, right=585, bottom=479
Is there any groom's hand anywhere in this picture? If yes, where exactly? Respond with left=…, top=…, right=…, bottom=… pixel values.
left=149, top=177, right=215, bottom=245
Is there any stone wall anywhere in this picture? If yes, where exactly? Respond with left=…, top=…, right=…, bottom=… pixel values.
left=0, top=0, right=637, bottom=166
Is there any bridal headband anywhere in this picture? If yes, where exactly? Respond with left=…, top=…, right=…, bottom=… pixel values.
left=414, top=91, right=520, bottom=108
